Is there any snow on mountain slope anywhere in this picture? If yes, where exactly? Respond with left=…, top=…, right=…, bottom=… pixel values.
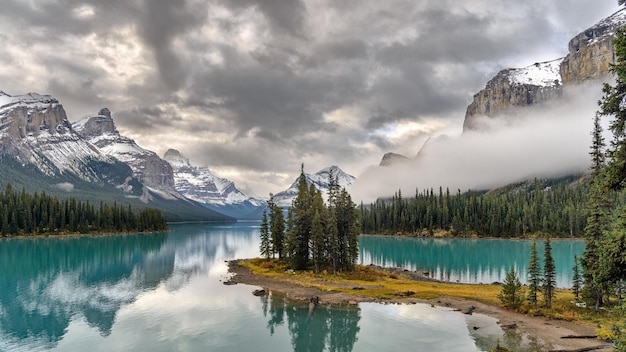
left=507, top=58, right=563, bottom=87
left=273, top=165, right=356, bottom=207
left=73, top=108, right=178, bottom=198
left=163, top=149, right=265, bottom=218
left=0, top=91, right=124, bottom=182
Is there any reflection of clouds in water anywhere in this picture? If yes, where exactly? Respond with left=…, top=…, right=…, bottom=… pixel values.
left=44, top=271, right=144, bottom=310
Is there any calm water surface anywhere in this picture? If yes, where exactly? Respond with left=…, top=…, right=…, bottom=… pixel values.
left=359, top=236, right=585, bottom=287
left=0, top=223, right=582, bottom=351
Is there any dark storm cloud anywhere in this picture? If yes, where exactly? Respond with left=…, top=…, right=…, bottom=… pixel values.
left=190, top=63, right=367, bottom=138
left=0, top=0, right=622, bottom=196
left=221, top=0, right=308, bottom=37
left=136, top=0, right=209, bottom=90
left=115, top=107, right=178, bottom=131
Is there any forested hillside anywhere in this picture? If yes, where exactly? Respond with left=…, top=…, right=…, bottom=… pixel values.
left=0, top=184, right=167, bottom=236
left=360, top=176, right=620, bottom=238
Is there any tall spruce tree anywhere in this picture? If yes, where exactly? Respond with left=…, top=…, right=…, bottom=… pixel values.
left=527, top=238, right=542, bottom=307
left=268, top=194, right=285, bottom=259
left=290, top=165, right=313, bottom=270
left=260, top=210, right=271, bottom=259
left=583, top=113, right=613, bottom=311
left=310, top=188, right=328, bottom=273
left=572, top=255, right=582, bottom=300
left=543, top=236, right=556, bottom=309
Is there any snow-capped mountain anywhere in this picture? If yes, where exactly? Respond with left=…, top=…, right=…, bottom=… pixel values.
left=0, top=91, right=132, bottom=185
left=273, top=166, right=356, bottom=207
left=73, top=108, right=179, bottom=199
left=163, top=149, right=266, bottom=219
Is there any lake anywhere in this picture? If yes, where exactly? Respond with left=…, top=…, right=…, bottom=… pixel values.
left=0, top=223, right=584, bottom=351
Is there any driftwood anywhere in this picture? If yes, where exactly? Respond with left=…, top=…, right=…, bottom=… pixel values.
left=548, top=345, right=613, bottom=352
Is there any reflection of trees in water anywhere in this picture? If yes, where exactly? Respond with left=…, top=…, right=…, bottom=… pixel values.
left=359, top=237, right=584, bottom=286
left=0, top=232, right=171, bottom=347
left=262, top=293, right=360, bottom=352
left=0, top=223, right=258, bottom=349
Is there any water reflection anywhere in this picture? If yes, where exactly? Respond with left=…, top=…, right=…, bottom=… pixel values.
left=261, top=293, right=360, bottom=352
left=0, top=233, right=170, bottom=348
left=359, top=236, right=585, bottom=287
left=0, top=223, right=258, bottom=351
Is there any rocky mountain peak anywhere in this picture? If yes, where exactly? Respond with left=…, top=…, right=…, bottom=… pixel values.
left=464, top=9, right=626, bottom=132
left=380, top=152, right=409, bottom=167
left=72, top=108, right=118, bottom=138
left=72, top=109, right=177, bottom=193
left=560, top=8, right=626, bottom=85
left=272, top=165, right=355, bottom=207
left=163, top=149, right=190, bottom=168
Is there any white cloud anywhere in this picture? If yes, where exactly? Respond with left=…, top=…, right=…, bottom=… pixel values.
left=352, top=83, right=605, bottom=203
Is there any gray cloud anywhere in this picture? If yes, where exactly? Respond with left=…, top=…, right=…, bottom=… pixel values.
left=352, top=83, right=605, bottom=203
left=221, top=0, right=308, bottom=37
left=0, top=0, right=622, bottom=197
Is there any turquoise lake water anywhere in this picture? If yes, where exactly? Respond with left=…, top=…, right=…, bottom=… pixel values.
left=0, top=223, right=584, bottom=351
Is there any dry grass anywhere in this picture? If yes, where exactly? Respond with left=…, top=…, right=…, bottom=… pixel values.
left=241, top=259, right=624, bottom=332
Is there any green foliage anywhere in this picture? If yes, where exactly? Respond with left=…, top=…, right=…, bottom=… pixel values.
left=543, top=236, right=556, bottom=308
left=527, top=239, right=542, bottom=306
left=498, top=266, right=524, bottom=309
left=572, top=255, right=582, bottom=299
left=267, top=195, right=285, bottom=259
left=0, top=184, right=167, bottom=236
left=261, top=165, right=359, bottom=273
left=361, top=177, right=593, bottom=238
left=260, top=210, right=271, bottom=259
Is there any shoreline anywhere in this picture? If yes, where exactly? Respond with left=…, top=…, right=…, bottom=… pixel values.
left=227, top=260, right=613, bottom=352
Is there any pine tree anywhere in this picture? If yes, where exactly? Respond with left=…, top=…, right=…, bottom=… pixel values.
left=268, top=195, right=285, bottom=259
left=290, top=165, right=312, bottom=270
left=260, top=210, right=271, bottom=259
left=543, top=236, right=556, bottom=309
left=310, top=188, right=328, bottom=273
left=572, top=255, right=582, bottom=300
left=498, top=266, right=523, bottom=309
left=527, top=238, right=542, bottom=306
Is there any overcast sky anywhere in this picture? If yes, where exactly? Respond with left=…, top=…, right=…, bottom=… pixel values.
left=0, top=0, right=621, bottom=198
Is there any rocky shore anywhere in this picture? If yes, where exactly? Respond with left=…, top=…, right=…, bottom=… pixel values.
left=227, top=260, right=613, bottom=352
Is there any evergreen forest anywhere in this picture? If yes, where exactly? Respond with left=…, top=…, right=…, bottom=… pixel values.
left=0, top=184, right=167, bottom=235
left=359, top=177, right=625, bottom=238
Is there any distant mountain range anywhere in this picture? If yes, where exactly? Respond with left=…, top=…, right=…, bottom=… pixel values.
left=0, top=91, right=356, bottom=220
left=272, top=166, right=355, bottom=207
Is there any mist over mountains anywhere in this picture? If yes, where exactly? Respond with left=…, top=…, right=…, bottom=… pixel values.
left=0, top=8, right=624, bottom=217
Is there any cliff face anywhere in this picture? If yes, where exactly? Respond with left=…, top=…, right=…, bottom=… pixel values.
left=560, top=9, right=626, bottom=84
left=0, top=92, right=123, bottom=181
left=463, top=9, right=626, bottom=132
left=73, top=109, right=176, bottom=193
left=463, top=60, right=563, bottom=131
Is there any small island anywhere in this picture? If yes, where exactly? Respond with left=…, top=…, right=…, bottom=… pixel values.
left=226, top=166, right=622, bottom=352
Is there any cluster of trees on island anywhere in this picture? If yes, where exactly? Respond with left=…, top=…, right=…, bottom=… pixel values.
left=0, top=184, right=167, bottom=235
left=259, top=166, right=359, bottom=273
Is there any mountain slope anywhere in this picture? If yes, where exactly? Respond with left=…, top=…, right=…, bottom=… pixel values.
left=0, top=91, right=232, bottom=222
left=273, top=166, right=355, bottom=207
left=463, top=8, right=626, bottom=132
left=163, top=149, right=265, bottom=219
left=0, top=91, right=128, bottom=184
left=73, top=108, right=177, bottom=197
